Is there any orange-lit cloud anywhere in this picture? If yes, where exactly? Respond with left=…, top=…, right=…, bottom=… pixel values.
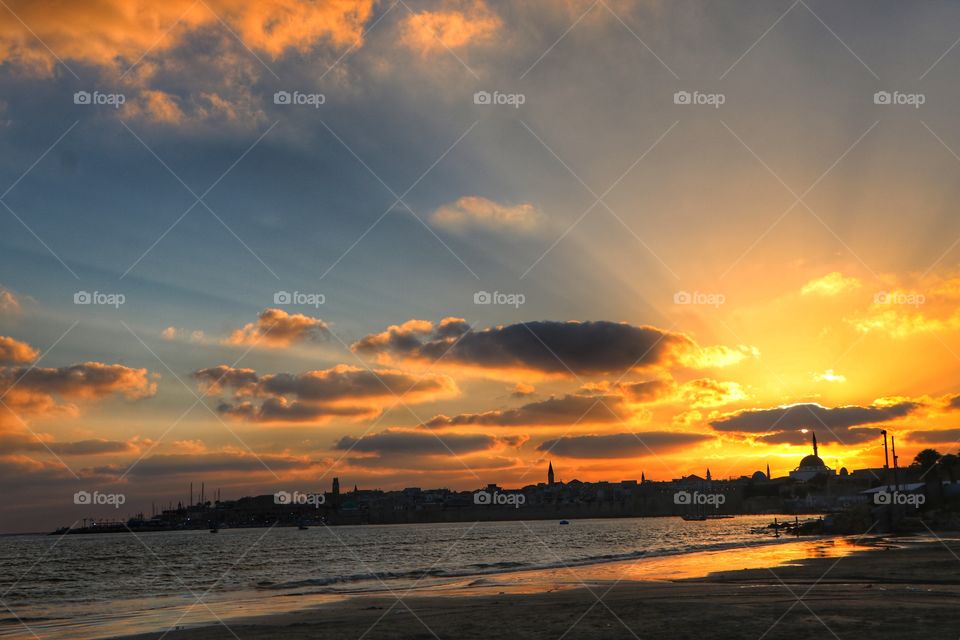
left=0, top=336, right=38, bottom=364
left=431, top=196, right=542, bottom=235
left=0, top=0, right=376, bottom=74
left=225, top=308, right=330, bottom=348
left=801, top=271, right=861, bottom=296
left=400, top=0, right=501, bottom=55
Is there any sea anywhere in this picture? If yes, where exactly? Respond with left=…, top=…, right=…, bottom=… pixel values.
left=0, top=515, right=862, bottom=639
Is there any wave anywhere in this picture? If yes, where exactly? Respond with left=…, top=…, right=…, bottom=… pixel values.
left=258, top=536, right=804, bottom=593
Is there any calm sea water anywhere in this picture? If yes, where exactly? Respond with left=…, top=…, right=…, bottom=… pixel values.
left=0, top=516, right=816, bottom=639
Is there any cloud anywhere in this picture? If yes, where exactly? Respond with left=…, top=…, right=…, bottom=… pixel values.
left=225, top=308, right=330, bottom=348
left=0, top=0, right=376, bottom=74
left=431, top=196, right=542, bottom=235
left=710, top=402, right=919, bottom=433
left=194, top=364, right=458, bottom=424
left=908, top=429, right=960, bottom=445
left=537, top=431, right=711, bottom=459
left=1, top=362, right=158, bottom=411
left=0, top=336, right=38, bottom=364
left=400, top=1, right=501, bottom=55
left=354, top=319, right=745, bottom=376
left=424, top=393, right=629, bottom=429
left=760, top=427, right=882, bottom=446
left=0, top=288, right=20, bottom=314
left=849, top=275, right=960, bottom=338
left=511, top=382, right=535, bottom=397
left=94, top=451, right=317, bottom=478
left=813, top=369, right=846, bottom=383
left=0, top=433, right=137, bottom=456
left=336, top=429, right=500, bottom=455
left=801, top=272, right=861, bottom=296
left=949, top=395, right=960, bottom=411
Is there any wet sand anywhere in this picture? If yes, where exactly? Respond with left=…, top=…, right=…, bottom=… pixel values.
left=118, top=536, right=960, bottom=640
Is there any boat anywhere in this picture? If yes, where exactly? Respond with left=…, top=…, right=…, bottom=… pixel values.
left=681, top=514, right=707, bottom=521
left=298, top=524, right=309, bottom=530
left=209, top=524, right=219, bottom=533
left=559, top=520, right=570, bottom=525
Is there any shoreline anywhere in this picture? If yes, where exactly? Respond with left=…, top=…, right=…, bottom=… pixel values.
left=105, top=534, right=946, bottom=640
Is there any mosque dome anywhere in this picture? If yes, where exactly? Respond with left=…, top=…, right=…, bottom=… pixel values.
left=798, top=454, right=827, bottom=469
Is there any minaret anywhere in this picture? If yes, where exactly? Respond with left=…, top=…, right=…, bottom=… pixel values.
left=547, top=462, right=555, bottom=485
left=641, top=471, right=646, bottom=484
left=766, top=463, right=771, bottom=480
left=812, top=432, right=819, bottom=457
left=332, top=477, right=340, bottom=497
left=706, top=468, right=712, bottom=481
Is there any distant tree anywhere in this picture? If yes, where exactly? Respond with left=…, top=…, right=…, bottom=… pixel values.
left=940, top=453, right=959, bottom=484
left=912, top=448, right=942, bottom=473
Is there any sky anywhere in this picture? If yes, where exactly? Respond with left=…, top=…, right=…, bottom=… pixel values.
left=3, top=0, right=960, bottom=532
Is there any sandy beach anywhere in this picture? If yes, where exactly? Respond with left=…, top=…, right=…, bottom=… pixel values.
left=116, top=535, right=960, bottom=640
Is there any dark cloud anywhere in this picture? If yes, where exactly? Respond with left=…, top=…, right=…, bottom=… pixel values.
left=354, top=319, right=699, bottom=375
left=618, top=379, right=674, bottom=402
left=948, top=396, right=960, bottom=410
left=0, top=433, right=136, bottom=455
left=93, top=452, right=315, bottom=477
left=760, top=427, right=883, bottom=446
left=424, top=393, right=628, bottom=429
left=909, top=429, right=960, bottom=445
left=219, top=398, right=374, bottom=422
left=335, top=429, right=499, bottom=456
left=537, top=432, right=711, bottom=459
left=194, top=364, right=457, bottom=424
left=710, top=402, right=919, bottom=433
